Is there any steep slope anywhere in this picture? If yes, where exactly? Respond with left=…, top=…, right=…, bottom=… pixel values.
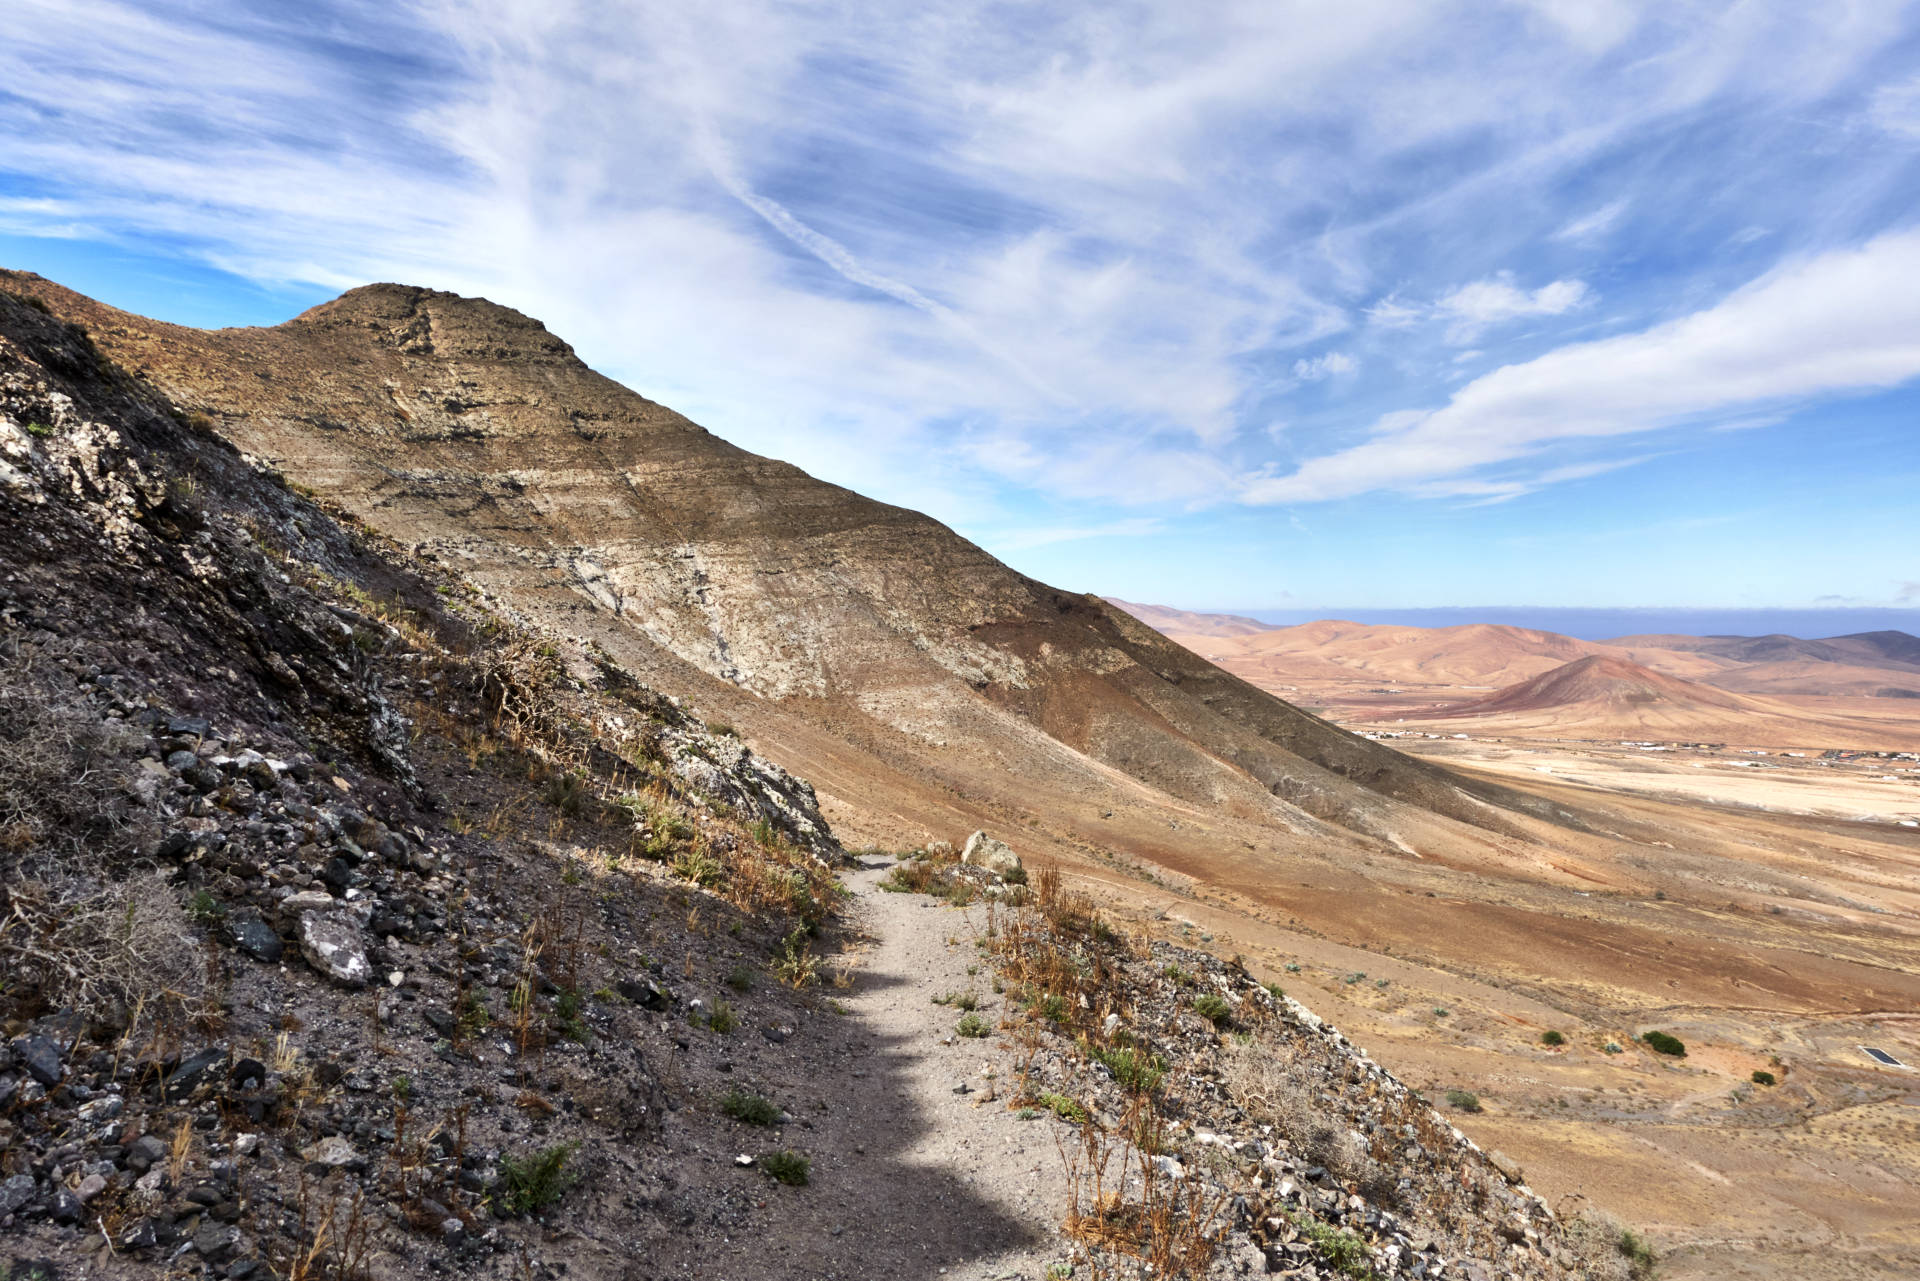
left=3, top=270, right=1562, bottom=851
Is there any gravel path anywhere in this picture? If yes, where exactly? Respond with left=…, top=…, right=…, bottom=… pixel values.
left=731, top=856, right=1075, bottom=1280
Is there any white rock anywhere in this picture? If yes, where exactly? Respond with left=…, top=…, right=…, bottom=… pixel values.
left=298, top=911, right=372, bottom=987
left=960, top=830, right=1023, bottom=877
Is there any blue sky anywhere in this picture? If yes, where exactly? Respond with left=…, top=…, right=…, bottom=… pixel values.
left=4, top=1, right=1919, bottom=617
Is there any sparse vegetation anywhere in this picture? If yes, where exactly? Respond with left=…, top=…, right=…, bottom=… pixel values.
left=1085, top=1040, right=1166, bottom=1093
left=1287, top=1209, right=1376, bottom=1279
left=761, top=1149, right=810, bottom=1186
left=720, top=1089, right=781, bottom=1126
left=956, top=1011, right=990, bottom=1038
left=1444, top=1089, right=1483, bottom=1113
left=1541, top=1029, right=1566, bottom=1046
left=1035, top=1091, right=1089, bottom=1123
left=1751, top=1070, right=1775, bottom=1086
left=1193, top=993, right=1233, bottom=1027
left=1643, top=1030, right=1686, bottom=1057
left=497, top=1142, right=578, bottom=1214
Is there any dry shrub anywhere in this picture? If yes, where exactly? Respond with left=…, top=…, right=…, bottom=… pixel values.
left=0, top=644, right=147, bottom=862
left=1558, top=1209, right=1653, bottom=1281
left=1222, top=1038, right=1395, bottom=1204
left=0, top=646, right=207, bottom=1025
left=1060, top=1094, right=1225, bottom=1277
left=472, top=631, right=567, bottom=745
left=2, top=869, right=212, bottom=1025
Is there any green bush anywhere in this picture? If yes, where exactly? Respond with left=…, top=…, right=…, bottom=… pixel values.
left=705, top=999, right=738, bottom=1034
left=721, top=1089, right=780, bottom=1126
left=1444, top=1089, right=1483, bottom=1113
left=1617, top=1225, right=1656, bottom=1277
left=1036, top=1091, right=1089, bottom=1123
left=1085, top=1041, right=1165, bottom=1093
left=1643, top=1030, right=1686, bottom=1057
left=956, top=1012, right=990, bottom=1038
left=1541, top=1030, right=1565, bottom=1046
left=761, top=1150, right=809, bottom=1186
left=1193, top=993, right=1233, bottom=1027
left=1287, top=1210, right=1374, bottom=1279
left=1751, top=1070, right=1775, bottom=1086
left=497, top=1142, right=578, bottom=1214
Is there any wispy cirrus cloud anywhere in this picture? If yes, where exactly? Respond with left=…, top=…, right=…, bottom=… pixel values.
left=1, top=0, right=1918, bottom=605
left=1244, top=230, right=1920, bottom=504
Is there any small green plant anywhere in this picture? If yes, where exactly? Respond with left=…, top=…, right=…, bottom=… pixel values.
left=932, top=990, right=979, bottom=1010
left=720, top=1089, right=781, bottom=1126
left=497, top=1142, right=578, bottom=1214
left=761, top=1150, right=809, bottom=1186
left=1433, top=1006, right=1451, bottom=1018
left=706, top=999, right=738, bottom=1034
left=1285, top=963, right=1301, bottom=973
left=1751, top=1070, right=1776, bottom=1086
left=553, top=988, right=589, bottom=1042
left=726, top=964, right=755, bottom=992
left=1541, top=1029, right=1566, bottom=1046
left=1029, top=992, right=1068, bottom=1023
left=1444, top=1089, right=1483, bottom=1113
left=1344, top=971, right=1366, bottom=985
left=673, top=847, right=724, bottom=888
left=1193, top=993, right=1233, bottom=1028
left=457, top=990, right=490, bottom=1036
left=1288, top=1209, right=1376, bottom=1279
left=1162, top=964, right=1194, bottom=985
left=773, top=927, right=819, bottom=987
left=1084, top=1041, right=1165, bottom=1093
left=24, top=420, right=53, bottom=438
left=1035, top=1091, right=1089, bottom=1123
left=1643, top=1030, right=1686, bottom=1057
left=706, top=720, right=737, bottom=738
left=1603, top=1041, right=1623, bottom=1054
left=956, top=1012, right=990, bottom=1038
left=390, top=1074, right=412, bottom=1102
left=1016, top=1107, right=1040, bottom=1120
left=1617, top=1225, right=1656, bottom=1276
left=187, top=889, right=225, bottom=925
left=1263, top=982, right=1285, bottom=1001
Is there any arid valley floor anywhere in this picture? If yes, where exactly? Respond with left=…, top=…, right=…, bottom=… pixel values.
left=1114, top=607, right=1920, bottom=1280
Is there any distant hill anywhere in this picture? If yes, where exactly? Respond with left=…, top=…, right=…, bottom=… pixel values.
left=1389, top=655, right=1905, bottom=745
left=1411, top=655, right=1757, bottom=718
left=1125, top=605, right=1920, bottom=701
left=1103, top=598, right=1272, bottom=638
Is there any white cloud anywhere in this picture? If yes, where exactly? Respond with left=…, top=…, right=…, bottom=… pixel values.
left=1868, top=75, right=1920, bottom=139
left=1291, top=352, right=1357, bottom=381
left=0, top=0, right=1914, bottom=522
left=1434, top=274, right=1591, bottom=340
left=1244, top=229, right=1920, bottom=503
left=1555, top=199, right=1628, bottom=242
left=984, top=517, right=1166, bottom=553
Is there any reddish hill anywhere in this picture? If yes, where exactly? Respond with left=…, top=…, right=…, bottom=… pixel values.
left=1435, top=655, right=1757, bottom=717
left=1392, top=655, right=1909, bottom=746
